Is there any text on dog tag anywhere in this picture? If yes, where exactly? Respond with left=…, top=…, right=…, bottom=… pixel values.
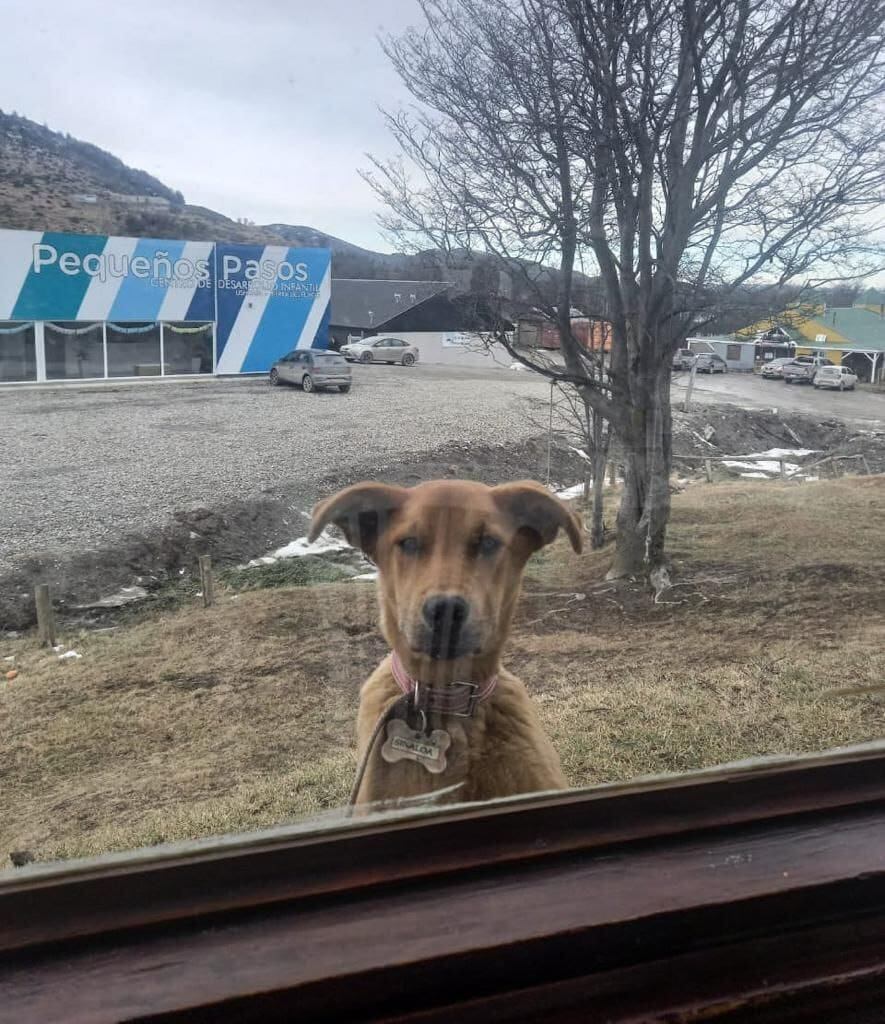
left=381, top=718, right=451, bottom=774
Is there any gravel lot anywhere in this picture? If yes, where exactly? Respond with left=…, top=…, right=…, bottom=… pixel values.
left=0, top=365, right=549, bottom=580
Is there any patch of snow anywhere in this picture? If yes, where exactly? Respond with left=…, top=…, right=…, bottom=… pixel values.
left=246, top=555, right=278, bottom=567
left=742, top=448, right=818, bottom=459
left=270, top=531, right=351, bottom=559
left=722, top=459, right=800, bottom=475
left=509, top=362, right=527, bottom=371
left=568, top=446, right=592, bottom=462
left=76, top=585, right=148, bottom=610
left=352, top=571, right=379, bottom=581
left=740, top=472, right=770, bottom=479
left=242, top=529, right=360, bottom=570
left=554, top=483, right=586, bottom=500
left=58, top=650, right=82, bottom=661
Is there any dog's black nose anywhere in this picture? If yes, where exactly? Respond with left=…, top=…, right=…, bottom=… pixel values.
left=422, top=595, right=470, bottom=631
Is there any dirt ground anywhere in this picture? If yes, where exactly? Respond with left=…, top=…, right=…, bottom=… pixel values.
left=2, top=475, right=883, bottom=865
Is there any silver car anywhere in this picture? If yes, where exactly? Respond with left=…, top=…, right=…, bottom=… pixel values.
left=761, top=357, right=794, bottom=379
left=340, top=336, right=420, bottom=365
left=269, top=350, right=352, bottom=393
left=813, top=364, right=858, bottom=391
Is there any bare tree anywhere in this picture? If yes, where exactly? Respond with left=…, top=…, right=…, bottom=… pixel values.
left=367, top=0, right=885, bottom=579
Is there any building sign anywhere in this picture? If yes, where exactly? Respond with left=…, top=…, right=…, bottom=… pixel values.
left=0, top=228, right=331, bottom=373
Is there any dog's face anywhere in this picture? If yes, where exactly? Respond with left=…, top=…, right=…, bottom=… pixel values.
left=309, top=479, right=582, bottom=678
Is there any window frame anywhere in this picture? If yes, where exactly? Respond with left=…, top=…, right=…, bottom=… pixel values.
left=2, top=741, right=885, bottom=1020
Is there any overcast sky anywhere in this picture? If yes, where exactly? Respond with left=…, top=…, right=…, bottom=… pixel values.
left=2, top=2, right=883, bottom=284
left=1, top=0, right=422, bottom=249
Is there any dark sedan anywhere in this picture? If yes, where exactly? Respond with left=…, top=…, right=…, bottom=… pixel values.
left=694, top=353, right=728, bottom=374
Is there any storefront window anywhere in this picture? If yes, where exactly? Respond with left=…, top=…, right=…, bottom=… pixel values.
left=45, top=322, right=104, bottom=380
left=0, top=321, right=37, bottom=382
left=162, top=323, right=214, bottom=375
left=106, top=322, right=161, bottom=377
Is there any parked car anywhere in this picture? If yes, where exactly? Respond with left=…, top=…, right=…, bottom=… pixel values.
left=269, top=350, right=352, bottom=393
left=672, top=348, right=696, bottom=371
left=761, top=357, right=794, bottom=379
left=813, top=365, right=858, bottom=391
left=694, top=353, right=728, bottom=374
left=340, top=336, right=420, bottom=365
left=782, top=360, right=821, bottom=385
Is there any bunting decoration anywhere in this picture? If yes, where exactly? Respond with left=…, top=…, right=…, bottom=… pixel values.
left=46, top=322, right=102, bottom=335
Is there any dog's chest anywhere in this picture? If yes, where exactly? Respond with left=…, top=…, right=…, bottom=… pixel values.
left=360, top=710, right=481, bottom=804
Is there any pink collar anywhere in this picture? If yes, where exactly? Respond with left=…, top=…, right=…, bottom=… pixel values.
left=390, top=650, right=498, bottom=717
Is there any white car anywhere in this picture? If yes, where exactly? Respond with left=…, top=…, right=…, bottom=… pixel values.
left=339, top=336, right=420, bottom=365
left=814, top=365, right=858, bottom=391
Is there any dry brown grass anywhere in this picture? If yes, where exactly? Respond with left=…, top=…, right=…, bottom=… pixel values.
left=1, top=476, right=883, bottom=863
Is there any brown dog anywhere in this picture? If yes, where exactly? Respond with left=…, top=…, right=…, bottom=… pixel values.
left=309, top=479, right=582, bottom=807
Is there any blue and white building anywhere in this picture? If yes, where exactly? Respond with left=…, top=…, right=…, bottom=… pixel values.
left=0, top=228, right=330, bottom=383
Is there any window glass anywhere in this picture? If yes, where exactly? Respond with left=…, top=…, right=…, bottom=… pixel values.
left=0, top=0, right=882, bottom=877
left=0, top=321, right=36, bottom=382
left=45, top=322, right=104, bottom=380
left=106, top=323, right=161, bottom=377
left=162, top=323, right=213, bottom=375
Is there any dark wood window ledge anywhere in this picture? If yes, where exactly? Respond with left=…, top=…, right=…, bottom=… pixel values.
left=2, top=740, right=885, bottom=1022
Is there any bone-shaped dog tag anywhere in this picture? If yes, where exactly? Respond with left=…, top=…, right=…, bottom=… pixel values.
left=381, top=718, right=451, bottom=774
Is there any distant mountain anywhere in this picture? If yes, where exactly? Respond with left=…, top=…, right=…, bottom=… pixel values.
left=0, top=111, right=599, bottom=306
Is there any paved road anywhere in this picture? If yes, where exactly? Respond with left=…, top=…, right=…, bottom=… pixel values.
left=673, top=370, right=885, bottom=426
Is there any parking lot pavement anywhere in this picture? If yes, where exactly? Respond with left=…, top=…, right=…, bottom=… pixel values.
left=0, top=363, right=549, bottom=575
left=673, top=370, right=885, bottom=426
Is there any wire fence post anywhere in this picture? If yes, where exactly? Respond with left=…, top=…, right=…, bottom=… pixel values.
left=35, top=584, right=56, bottom=647
left=683, top=360, right=698, bottom=412
left=198, top=555, right=215, bottom=608
left=545, top=379, right=554, bottom=486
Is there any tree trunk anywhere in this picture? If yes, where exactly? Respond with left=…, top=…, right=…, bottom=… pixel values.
left=608, top=364, right=672, bottom=578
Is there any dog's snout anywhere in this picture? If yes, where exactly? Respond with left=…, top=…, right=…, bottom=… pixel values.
left=422, top=595, right=470, bottom=630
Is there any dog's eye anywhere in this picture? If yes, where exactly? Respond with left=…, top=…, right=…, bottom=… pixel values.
left=397, top=536, right=421, bottom=555
left=475, top=534, right=502, bottom=557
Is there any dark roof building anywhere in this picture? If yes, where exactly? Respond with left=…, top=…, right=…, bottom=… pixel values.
left=330, top=280, right=450, bottom=341
left=328, top=278, right=513, bottom=346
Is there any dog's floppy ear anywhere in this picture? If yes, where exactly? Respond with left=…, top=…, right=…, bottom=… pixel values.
left=492, top=480, right=584, bottom=554
left=309, top=482, right=406, bottom=558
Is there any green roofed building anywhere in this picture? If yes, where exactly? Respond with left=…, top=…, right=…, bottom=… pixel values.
left=792, top=306, right=885, bottom=383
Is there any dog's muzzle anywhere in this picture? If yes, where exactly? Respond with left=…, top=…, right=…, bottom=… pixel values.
left=418, top=594, right=475, bottom=660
